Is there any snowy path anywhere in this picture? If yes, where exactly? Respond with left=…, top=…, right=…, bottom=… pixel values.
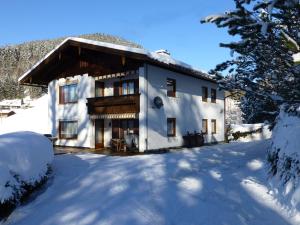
left=3, top=141, right=300, bottom=225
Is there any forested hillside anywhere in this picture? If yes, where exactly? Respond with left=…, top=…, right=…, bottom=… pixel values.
left=0, top=33, right=142, bottom=101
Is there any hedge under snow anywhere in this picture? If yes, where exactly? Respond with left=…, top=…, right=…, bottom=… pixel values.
left=0, top=132, right=54, bottom=204
left=268, top=104, right=300, bottom=210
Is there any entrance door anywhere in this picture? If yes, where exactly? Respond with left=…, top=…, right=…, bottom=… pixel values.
left=95, top=119, right=104, bottom=148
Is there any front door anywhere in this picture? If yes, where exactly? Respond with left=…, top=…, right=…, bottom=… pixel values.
left=95, top=119, right=104, bottom=148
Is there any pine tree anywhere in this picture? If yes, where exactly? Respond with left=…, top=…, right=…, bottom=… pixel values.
left=202, top=0, right=300, bottom=123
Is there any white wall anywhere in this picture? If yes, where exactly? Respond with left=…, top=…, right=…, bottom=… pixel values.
left=141, top=64, right=225, bottom=150
left=139, top=65, right=147, bottom=152
left=48, top=74, right=94, bottom=148
left=48, top=73, right=139, bottom=148
left=48, top=66, right=224, bottom=150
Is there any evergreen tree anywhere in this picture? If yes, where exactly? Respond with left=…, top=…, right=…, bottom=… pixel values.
left=202, top=0, right=300, bottom=123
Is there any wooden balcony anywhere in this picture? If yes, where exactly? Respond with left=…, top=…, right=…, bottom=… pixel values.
left=87, top=94, right=140, bottom=115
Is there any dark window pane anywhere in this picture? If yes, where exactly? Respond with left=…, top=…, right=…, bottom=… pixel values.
left=167, top=118, right=176, bottom=136
left=167, top=78, right=176, bottom=97
left=211, top=89, right=216, bottom=103
left=202, top=87, right=208, bottom=102
left=202, top=119, right=208, bottom=134
left=59, top=121, right=78, bottom=139
left=211, top=119, right=217, bottom=134
left=95, top=81, right=104, bottom=97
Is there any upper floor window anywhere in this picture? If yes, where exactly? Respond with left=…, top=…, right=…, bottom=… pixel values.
left=114, top=79, right=138, bottom=96
left=211, top=88, right=217, bottom=103
left=59, top=120, right=78, bottom=139
left=211, top=119, right=217, bottom=134
left=202, top=119, right=208, bottom=134
left=59, top=83, right=78, bottom=104
left=167, top=78, right=176, bottom=97
left=167, top=118, right=176, bottom=137
left=95, top=81, right=104, bottom=97
left=202, top=87, right=208, bottom=102
left=122, top=80, right=135, bottom=95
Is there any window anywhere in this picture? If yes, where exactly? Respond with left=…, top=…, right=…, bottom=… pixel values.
left=211, top=88, right=217, bottom=103
left=59, top=121, right=78, bottom=139
left=202, top=119, right=208, bottom=134
left=211, top=119, right=217, bottom=134
left=167, top=78, right=176, bottom=97
left=95, top=81, right=104, bottom=97
left=167, top=118, right=176, bottom=137
left=59, top=84, right=78, bottom=104
left=112, top=119, right=139, bottom=139
left=202, top=87, right=208, bottom=102
left=121, top=119, right=135, bottom=137
left=122, top=80, right=135, bottom=95
left=114, top=80, right=138, bottom=96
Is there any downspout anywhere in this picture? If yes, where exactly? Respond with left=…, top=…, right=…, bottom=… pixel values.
left=145, top=63, right=149, bottom=151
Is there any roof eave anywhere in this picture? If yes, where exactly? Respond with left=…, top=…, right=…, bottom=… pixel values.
left=18, top=37, right=216, bottom=86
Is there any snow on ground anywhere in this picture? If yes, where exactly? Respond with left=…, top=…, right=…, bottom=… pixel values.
left=0, top=95, right=49, bottom=135
left=0, top=132, right=53, bottom=203
left=3, top=141, right=300, bottom=225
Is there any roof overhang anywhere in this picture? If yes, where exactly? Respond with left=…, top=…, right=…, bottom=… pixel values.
left=18, top=37, right=216, bottom=86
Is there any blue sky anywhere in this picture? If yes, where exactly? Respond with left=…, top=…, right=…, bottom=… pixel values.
left=0, top=0, right=235, bottom=72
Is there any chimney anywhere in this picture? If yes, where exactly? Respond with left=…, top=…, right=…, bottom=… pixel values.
left=155, top=49, right=171, bottom=56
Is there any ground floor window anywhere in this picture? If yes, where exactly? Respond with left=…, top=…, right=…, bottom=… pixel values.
left=202, top=119, right=208, bottom=134
left=211, top=119, right=217, bottom=134
left=112, top=119, right=139, bottom=139
left=167, top=118, right=176, bottom=137
left=59, top=121, right=78, bottom=139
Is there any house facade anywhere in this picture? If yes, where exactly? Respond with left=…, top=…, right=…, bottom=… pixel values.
left=19, top=37, right=225, bottom=152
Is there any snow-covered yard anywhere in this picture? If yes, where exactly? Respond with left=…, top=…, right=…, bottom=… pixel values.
left=3, top=141, right=300, bottom=225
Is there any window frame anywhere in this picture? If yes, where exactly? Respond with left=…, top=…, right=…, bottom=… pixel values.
left=112, top=119, right=139, bottom=139
left=167, top=78, right=176, bottom=97
left=58, top=120, right=78, bottom=140
left=211, top=119, right=217, bottom=134
left=59, top=83, right=78, bottom=104
left=121, top=80, right=135, bottom=95
left=211, top=88, right=217, bottom=103
left=202, top=87, right=208, bottom=102
left=167, top=118, right=176, bottom=137
left=202, top=119, right=208, bottom=134
left=114, top=79, right=139, bottom=96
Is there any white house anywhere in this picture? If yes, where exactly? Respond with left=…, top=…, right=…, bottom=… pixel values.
left=18, top=37, right=225, bottom=152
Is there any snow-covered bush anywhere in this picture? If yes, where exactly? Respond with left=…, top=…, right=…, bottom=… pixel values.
left=228, top=123, right=272, bottom=142
left=0, top=132, right=54, bottom=218
left=267, top=104, right=300, bottom=210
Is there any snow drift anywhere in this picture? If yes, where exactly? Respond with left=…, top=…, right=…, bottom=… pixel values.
left=267, top=104, right=300, bottom=210
left=0, top=95, right=49, bottom=135
left=0, top=131, right=53, bottom=216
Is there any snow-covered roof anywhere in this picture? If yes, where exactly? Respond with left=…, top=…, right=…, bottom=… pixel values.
left=18, top=37, right=214, bottom=85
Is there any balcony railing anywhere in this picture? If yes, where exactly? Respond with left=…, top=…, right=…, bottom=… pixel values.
left=87, top=94, right=140, bottom=115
